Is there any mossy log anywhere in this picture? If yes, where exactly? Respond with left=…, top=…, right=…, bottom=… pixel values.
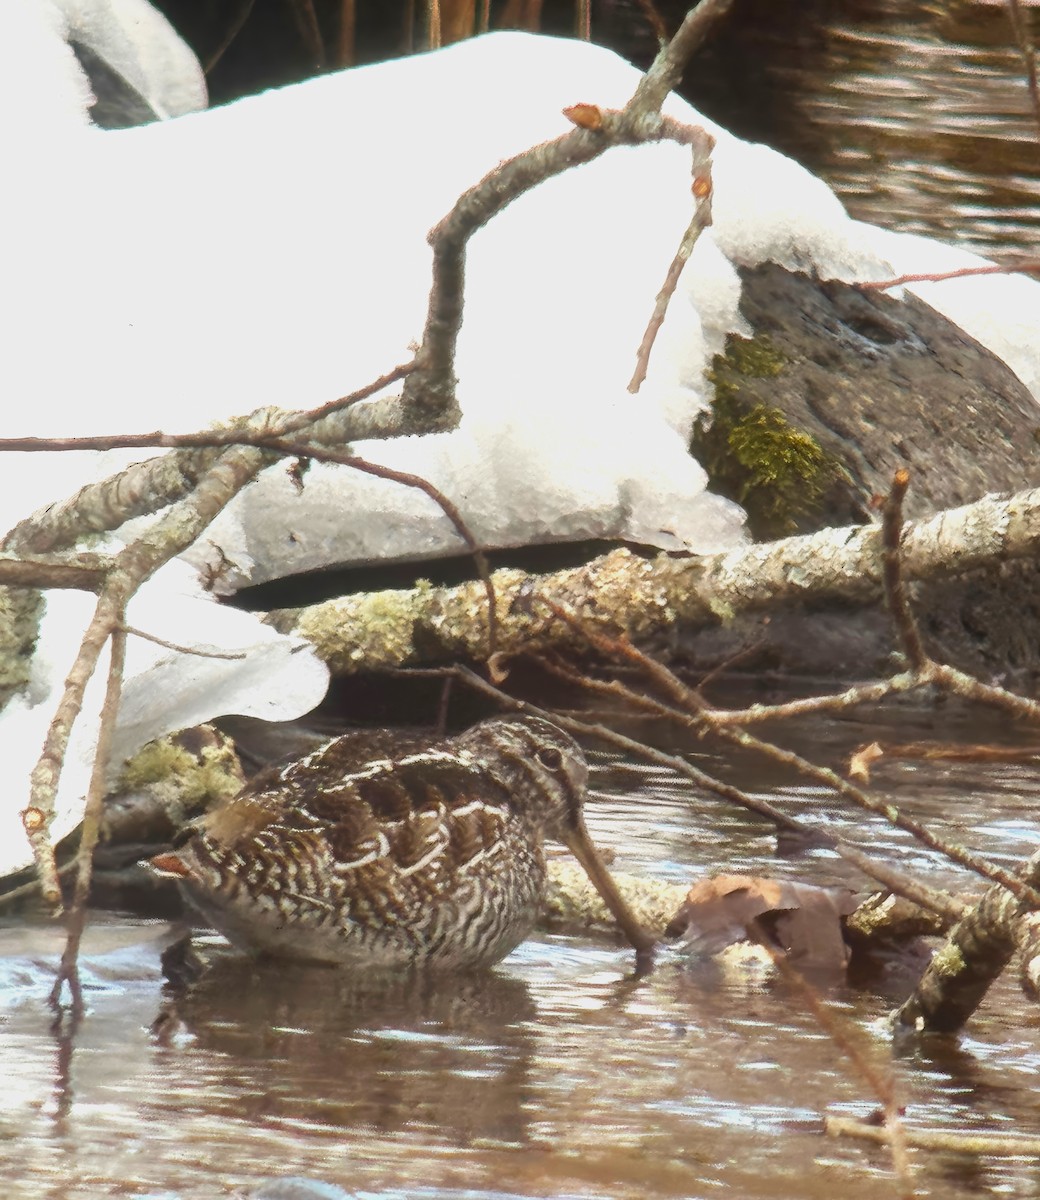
left=894, top=848, right=1040, bottom=1033
left=268, top=485, right=1040, bottom=675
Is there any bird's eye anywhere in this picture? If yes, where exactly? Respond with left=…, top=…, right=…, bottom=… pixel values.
left=536, top=747, right=564, bottom=770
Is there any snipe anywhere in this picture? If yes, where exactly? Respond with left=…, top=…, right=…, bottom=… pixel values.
left=152, top=715, right=653, bottom=969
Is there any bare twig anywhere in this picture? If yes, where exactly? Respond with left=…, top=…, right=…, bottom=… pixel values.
left=576, top=0, right=590, bottom=39
left=337, top=0, right=355, bottom=66
left=23, top=445, right=266, bottom=913
left=881, top=469, right=927, bottom=671
left=285, top=0, right=326, bottom=68
left=626, top=0, right=734, bottom=116
left=119, top=624, right=248, bottom=661
left=1006, top=0, right=1040, bottom=146
left=403, top=662, right=965, bottom=921
left=0, top=363, right=418, bottom=458
left=0, top=364, right=418, bottom=556
left=203, top=0, right=257, bottom=74
left=828, top=1117, right=1040, bottom=1157
left=628, top=162, right=714, bottom=392
left=535, top=600, right=1040, bottom=908
left=750, top=931, right=913, bottom=1196
left=857, top=260, right=1040, bottom=291
left=49, top=624, right=126, bottom=1020
left=709, top=678, right=913, bottom=725
left=265, top=441, right=500, bottom=655
left=398, top=0, right=722, bottom=432
left=0, top=557, right=108, bottom=592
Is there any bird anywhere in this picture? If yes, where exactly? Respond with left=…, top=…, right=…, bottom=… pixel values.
left=151, top=714, right=653, bottom=970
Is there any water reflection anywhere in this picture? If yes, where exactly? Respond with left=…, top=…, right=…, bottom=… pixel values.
left=660, top=0, right=1040, bottom=253
left=155, top=944, right=537, bottom=1148
left=5, top=694, right=1040, bottom=1197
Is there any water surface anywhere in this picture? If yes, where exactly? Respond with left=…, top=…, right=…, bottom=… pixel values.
left=4, top=694, right=1040, bottom=1199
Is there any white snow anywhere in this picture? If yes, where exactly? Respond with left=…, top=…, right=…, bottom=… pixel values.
left=2, top=12, right=1040, bottom=874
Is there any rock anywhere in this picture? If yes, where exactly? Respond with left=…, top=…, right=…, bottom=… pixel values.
left=251, top=1181, right=352, bottom=1200
left=681, top=263, right=1040, bottom=681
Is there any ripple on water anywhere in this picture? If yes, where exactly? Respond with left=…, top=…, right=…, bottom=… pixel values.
left=4, top=699, right=1040, bottom=1197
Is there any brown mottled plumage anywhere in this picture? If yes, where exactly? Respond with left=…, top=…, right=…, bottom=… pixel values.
left=153, top=715, right=652, bottom=969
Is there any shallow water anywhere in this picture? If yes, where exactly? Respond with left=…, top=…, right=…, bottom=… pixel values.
left=8, top=7, right=1040, bottom=1197
left=5, top=693, right=1040, bottom=1200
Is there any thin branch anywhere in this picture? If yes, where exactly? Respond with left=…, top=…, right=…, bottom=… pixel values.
left=262, top=440, right=500, bottom=656
left=628, top=160, right=714, bottom=393
left=576, top=0, right=590, bottom=40
left=0, top=363, right=418, bottom=457
left=881, top=469, right=927, bottom=671
left=750, top=930, right=913, bottom=1196
left=2, top=445, right=226, bottom=556
left=0, top=364, right=418, bottom=557
left=405, top=663, right=965, bottom=922
left=285, top=0, right=326, bottom=68
left=709, top=677, right=916, bottom=725
left=0, top=557, right=108, bottom=592
left=203, top=0, right=257, bottom=74
left=23, top=446, right=266, bottom=913
left=626, top=0, right=734, bottom=117
left=536, top=600, right=1040, bottom=908
left=397, top=10, right=719, bottom=431
left=828, top=1117, right=1040, bottom=1157
left=858, top=261, right=1040, bottom=291
left=427, top=0, right=442, bottom=48
left=337, top=0, right=355, bottom=66
left=24, top=589, right=125, bottom=912
left=49, top=624, right=126, bottom=1020
left=119, top=624, right=248, bottom=661
left=1006, top=0, right=1040, bottom=146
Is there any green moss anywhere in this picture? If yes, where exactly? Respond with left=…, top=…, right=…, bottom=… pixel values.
left=119, top=734, right=242, bottom=808
left=719, top=334, right=788, bottom=380
left=0, top=587, right=43, bottom=703
left=695, top=333, right=839, bottom=539
left=930, top=941, right=967, bottom=977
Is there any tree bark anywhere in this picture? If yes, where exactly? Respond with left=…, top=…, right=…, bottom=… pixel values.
left=268, top=485, right=1040, bottom=674
left=894, top=847, right=1040, bottom=1034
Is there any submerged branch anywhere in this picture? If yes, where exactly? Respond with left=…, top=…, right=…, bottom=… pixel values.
left=894, top=847, right=1040, bottom=1034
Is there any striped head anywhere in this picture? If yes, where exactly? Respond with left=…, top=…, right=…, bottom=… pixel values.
left=453, top=715, right=588, bottom=839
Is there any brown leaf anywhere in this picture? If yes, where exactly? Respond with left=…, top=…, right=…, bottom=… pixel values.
left=665, top=873, right=857, bottom=970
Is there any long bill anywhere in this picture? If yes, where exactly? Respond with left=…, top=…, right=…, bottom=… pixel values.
left=562, top=815, right=657, bottom=959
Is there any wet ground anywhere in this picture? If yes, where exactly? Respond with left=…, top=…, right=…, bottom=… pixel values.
left=4, top=690, right=1040, bottom=1200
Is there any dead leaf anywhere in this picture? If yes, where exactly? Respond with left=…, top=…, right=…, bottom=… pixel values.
left=665, top=873, right=857, bottom=970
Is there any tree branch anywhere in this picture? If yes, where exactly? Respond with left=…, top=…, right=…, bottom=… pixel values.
left=269, top=484, right=1040, bottom=673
